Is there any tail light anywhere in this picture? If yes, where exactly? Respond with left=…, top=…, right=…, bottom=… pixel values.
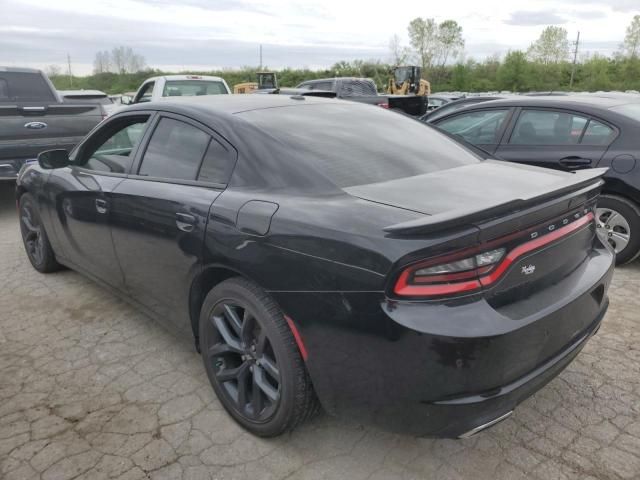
left=393, top=211, right=595, bottom=298
left=377, top=102, right=389, bottom=109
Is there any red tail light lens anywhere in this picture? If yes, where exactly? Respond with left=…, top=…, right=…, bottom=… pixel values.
left=393, top=211, right=595, bottom=298
left=377, top=102, right=390, bottom=109
left=395, top=248, right=505, bottom=296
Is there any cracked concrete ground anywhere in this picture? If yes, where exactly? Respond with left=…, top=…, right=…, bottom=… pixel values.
left=1, top=182, right=639, bottom=480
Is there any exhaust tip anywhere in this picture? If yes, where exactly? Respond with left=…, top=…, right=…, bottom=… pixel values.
left=458, top=411, right=513, bottom=439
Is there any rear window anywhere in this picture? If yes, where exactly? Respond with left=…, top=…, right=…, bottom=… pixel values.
left=163, top=80, right=228, bottom=97
left=239, top=103, right=479, bottom=188
left=610, top=103, right=640, bottom=122
left=340, top=80, right=377, bottom=96
left=0, top=72, right=56, bottom=102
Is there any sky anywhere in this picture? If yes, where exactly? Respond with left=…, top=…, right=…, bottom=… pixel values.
left=1, top=0, right=639, bottom=75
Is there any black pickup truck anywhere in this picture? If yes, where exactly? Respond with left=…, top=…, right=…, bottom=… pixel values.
left=0, top=67, right=103, bottom=181
left=295, top=77, right=427, bottom=116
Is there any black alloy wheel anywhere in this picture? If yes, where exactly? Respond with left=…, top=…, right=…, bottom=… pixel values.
left=205, top=301, right=281, bottom=421
left=20, top=202, right=44, bottom=266
left=199, top=278, right=319, bottom=437
left=19, top=193, right=61, bottom=273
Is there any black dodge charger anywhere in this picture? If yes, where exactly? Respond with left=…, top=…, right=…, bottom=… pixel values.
left=16, top=96, right=614, bottom=438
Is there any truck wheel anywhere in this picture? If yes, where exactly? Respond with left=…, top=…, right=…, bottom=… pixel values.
left=19, top=193, right=62, bottom=273
left=596, top=194, right=640, bottom=265
left=199, top=277, right=319, bottom=437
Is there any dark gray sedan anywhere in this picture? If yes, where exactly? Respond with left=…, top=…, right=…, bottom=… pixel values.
left=430, top=96, right=640, bottom=264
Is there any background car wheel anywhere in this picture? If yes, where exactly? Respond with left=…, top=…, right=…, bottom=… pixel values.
left=199, top=277, right=319, bottom=437
left=19, top=193, right=62, bottom=273
left=596, top=194, right=640, bottom=265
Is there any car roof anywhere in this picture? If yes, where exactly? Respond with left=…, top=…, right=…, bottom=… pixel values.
left=301, top=77, right=372, bottom=83
left=0, top=66, right=41, bottom=73
left=459, top=95, right=640, bottom=110
left=143, top=75, right=227, bottom=82
left=125, top=93, right=347, bottom=116
left=58, top=90, right=108, bottom=97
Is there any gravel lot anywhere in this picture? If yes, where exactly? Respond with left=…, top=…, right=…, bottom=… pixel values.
left=1, top=182, right=639, bottom=480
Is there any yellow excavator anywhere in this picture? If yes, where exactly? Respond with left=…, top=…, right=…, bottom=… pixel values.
left=387, top=66, right=431, bottom=96
left=233, top=72, right=278, bottom=94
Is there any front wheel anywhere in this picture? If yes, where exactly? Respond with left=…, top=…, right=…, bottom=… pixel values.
left=199, top=277, right=318, bottom=437
left=19, top=193, right=62, bottom=273
left=596, top=194, right=640, bottom=265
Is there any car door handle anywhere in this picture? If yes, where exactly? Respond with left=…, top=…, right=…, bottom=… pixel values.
left=95, top=198, right=108, bottom=214
left=559, top=156, right=592, bottom=169
left=176, top=213, right=196, bottom=232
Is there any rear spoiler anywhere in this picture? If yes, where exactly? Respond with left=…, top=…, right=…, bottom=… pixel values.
left=384, top=168, right=607, bottom=235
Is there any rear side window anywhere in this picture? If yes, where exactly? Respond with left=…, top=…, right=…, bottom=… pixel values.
left=0, top=72, right=56, bottom=102
left=436, top=109, right=509, bottom=145
left=139, top=117, right=209, bottom=180
left=510, top=110, right=588, bottom=145
left=581, top=119, right=615, bottom=145
left=197, top=139, right=235, bottom=184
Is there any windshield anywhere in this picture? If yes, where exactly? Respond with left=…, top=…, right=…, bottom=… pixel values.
left=610, top=103, right=640, bottom=122
left=239, top=103, right=479, bottom=188
left=163, top=80, right=228, bottom=97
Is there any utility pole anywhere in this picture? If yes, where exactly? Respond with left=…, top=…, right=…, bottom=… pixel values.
left=259, top=44, right=263, bottom=71
left=569, top=31, right=580, bottom=89
left=67, top=53, right=73, bottom=87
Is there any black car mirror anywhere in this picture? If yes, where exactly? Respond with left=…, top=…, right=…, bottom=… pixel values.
left=38, top=149, right=70, bottom=169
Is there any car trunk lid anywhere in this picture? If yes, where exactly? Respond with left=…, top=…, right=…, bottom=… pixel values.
left=343, top=161, right=606, bottom=301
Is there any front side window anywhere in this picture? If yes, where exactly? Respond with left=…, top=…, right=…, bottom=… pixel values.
left=436, top=109, right=509, bottom=145
left=163, top=80, right=228, bottom=97
left=510, top=110, right=588, bottom=145
left=138, top=117, right=210, bottom=180
left=77, top=116, right=150, bottom=173
left=136, top=82, right=155, bottom=103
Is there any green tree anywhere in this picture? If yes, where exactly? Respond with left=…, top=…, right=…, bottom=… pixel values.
left=436, top=20, right=465, bottom=69
left=622, top=15, right=640, bottom=58
left=497, top=50, right=529, bottom=91
left=407, top=17, right=438, bottom=72
left=527, top=26, right=570, bottom=64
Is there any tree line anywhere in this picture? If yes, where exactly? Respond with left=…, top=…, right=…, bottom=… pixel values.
left=48, top=15, right=640, bottom=94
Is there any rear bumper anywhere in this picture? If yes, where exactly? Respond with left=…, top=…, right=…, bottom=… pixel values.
left=272, top=244, right=615, bottom=437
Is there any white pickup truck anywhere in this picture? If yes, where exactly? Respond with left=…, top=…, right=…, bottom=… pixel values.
left=124, top=75, right=231, bottom=105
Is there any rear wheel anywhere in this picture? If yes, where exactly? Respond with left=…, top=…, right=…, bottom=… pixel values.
left=199, top=277, right=318, bottom=437
left=596, top=194, right=640, bottom=265
left=19, top=193, right=62, bottom=273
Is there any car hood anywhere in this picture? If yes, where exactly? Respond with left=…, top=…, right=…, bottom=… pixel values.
left=343, top=160, right=602, bottom=217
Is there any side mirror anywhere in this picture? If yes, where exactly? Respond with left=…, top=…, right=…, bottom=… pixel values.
left=38, top=149, right=70, bottom=169
left=120, top=96, right=132, bottom=105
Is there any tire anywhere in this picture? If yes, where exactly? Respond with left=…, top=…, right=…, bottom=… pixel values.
left=596, top=194, right=640, bottom=265
left=18, top=193, right=62, bottom=273
left=198, top=277, right=319, bottom=437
